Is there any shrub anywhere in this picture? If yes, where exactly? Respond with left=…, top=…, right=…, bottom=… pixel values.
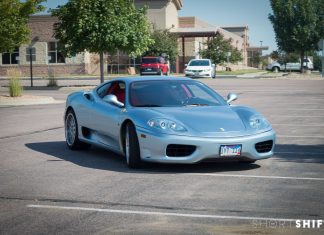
left=47, top=68, right=57, bottom=87
left=7, top=69, right=23, bottom=97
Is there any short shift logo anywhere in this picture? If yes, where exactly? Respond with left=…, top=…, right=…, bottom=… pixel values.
left=296, top=220, right=323, bottom=229
left=252, top=219, right=323, bottom=229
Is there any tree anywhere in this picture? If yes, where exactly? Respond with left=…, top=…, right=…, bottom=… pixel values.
left=269, top=0, right=324, bottom=72
left=199, top=33, right=242, bottom=65
left=51, top=0, right=153, bottom=83
left=0, top=0, right=45, bottom=53
left=143, top=29, right=178, bottom=62
left=270, top=50, right=299, bottom=63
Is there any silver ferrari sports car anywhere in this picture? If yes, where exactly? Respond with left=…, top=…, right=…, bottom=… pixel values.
left=64, top=77, right=275, bottom=168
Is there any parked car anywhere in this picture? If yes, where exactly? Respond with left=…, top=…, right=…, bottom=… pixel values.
left=267, top=58, right=314, bottom=72
left=64, top=77, right=276, bottom=168
left=185, top=59, right=216, bottom=78
left=140, top=56, right=169, bottom=76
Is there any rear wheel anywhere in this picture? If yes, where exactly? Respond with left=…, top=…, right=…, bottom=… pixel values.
left=65, top=109, right=91, bottom=150
left=125, top=122, right=142, bottom=168
left=272, top=66, right=279, bottom=72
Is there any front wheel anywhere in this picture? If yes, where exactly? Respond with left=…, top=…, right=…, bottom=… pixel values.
left=65, top=110, right=91, bottom=150
left=125, top=123, right=142, bottom=168
left=240, top=159, right=256, bottom=164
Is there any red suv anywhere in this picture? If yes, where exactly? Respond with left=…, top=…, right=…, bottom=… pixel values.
left=140, top=56, right=169, bottom=76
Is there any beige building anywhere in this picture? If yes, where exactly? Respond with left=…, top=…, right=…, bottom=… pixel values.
left=135, top=0, right=183, bottom=29
left=0, top=15, right=101, bottom=76
left=174, top=17, right=248, bottom=71
left=0, top=0, right=254, bottom=76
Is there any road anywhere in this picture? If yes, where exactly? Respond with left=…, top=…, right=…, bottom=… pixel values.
left=0, top=78, right=323, bottom=234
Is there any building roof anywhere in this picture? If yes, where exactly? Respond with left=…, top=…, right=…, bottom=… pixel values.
left=248, top=46, right=269, bottom=51
left=172, top=0, right=183, bottom=10
left=170, top=27, right=219, bottom=37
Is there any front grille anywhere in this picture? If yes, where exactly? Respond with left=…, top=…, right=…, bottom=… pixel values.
left=166, top=144, right=196, bottom=157
left=255, top=140, right=273, bottom=153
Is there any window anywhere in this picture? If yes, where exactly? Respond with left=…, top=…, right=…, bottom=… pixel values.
left=26, top=47, right=36, bottom=62
left=130, top=80, right=225, bottom=107
left=2, top=48, right=19, bottom=65
left=48, top=42, right=65, bottom=63
left=97, top=81, right=126, bottom=103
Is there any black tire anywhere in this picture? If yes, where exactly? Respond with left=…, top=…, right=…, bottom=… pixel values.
left=240, top=159, right=256, bottom=164
left=125, top=122, right=142, bottom=168
left=272, top=67, right=279, bottom=72
left=65, top=109, right=91, bottom=150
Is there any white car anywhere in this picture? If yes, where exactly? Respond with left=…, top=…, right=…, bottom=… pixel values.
left=185, top=59, right=216, bottom=78
left=267, top=58, right=314, bottom=72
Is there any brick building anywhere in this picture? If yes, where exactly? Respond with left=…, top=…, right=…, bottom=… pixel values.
left=0, top=0, right=253, bottom=76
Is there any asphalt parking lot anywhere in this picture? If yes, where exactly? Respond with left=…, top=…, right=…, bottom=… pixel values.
left=0, top=77, right=323, bottom=234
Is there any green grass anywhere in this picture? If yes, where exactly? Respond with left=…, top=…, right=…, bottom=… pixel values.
left=8, top=69, right=23, bottom=97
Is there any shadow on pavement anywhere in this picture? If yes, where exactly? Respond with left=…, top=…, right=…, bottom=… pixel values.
left=25, top=141, right=260, bottom=173
left=274, top=144, right=324, bottom=164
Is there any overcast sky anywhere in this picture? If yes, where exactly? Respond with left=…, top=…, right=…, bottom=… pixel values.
left=41, top=0, right=277, bottom=54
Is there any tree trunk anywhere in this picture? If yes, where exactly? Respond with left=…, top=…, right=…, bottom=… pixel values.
left=300, top=51, right=305, bottom=73
left=100, top=52, right=104, bottom=83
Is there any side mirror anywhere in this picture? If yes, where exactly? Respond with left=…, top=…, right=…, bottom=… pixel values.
left=227, top=93, right=238, bottom=104
left=185, top=64, right=188, bottom=67
left=212, top=64, right=215, bottom=67
left=83, top=91, right=93, bottom=101
left=103, top=94, right=124, bottom=108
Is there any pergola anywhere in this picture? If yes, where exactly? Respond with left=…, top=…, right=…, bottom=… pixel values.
left=170, top=27, right=219, bottom=72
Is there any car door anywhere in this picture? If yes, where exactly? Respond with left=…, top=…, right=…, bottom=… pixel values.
left=89, top=81, right=126, bottom=151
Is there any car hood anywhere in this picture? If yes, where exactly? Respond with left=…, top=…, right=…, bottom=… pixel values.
left=135, top=106, right=249, bottom=137
left=186, top=66, right=211, bottom=70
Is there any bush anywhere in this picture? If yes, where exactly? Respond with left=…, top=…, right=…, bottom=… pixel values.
left=47, top=69, right=57, bottom=87
left=7, top=69, right=23, bottom=97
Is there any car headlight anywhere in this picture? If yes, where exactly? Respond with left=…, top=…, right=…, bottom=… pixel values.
left=147, top=118, right=187, bottom=132
left=249, top=114, right=270, bottom=130
left=203, top=68, right=211, bottom=72
left=185, top=69, right=191, bottom=72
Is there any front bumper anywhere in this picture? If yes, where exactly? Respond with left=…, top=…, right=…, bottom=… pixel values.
left=185, top=70, right=212, bottom=78
left=136, top=126, right=276, bottom=163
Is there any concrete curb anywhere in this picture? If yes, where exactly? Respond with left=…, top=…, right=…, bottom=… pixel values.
left=0, top=95, right=64, bottom=107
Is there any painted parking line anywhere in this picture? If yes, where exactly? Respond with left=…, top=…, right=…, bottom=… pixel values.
left=188, top=173, right=324, bottom=181
left=27, top=204, right=296, bottom=222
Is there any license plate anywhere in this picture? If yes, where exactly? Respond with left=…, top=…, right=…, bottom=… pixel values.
left=195, top=72, right=199, bottom=76
left=220, top=144, right=242, bottom=157
left=146, top=68, right=152, bottom=71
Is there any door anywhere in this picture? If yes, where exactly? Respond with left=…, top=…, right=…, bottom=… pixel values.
left=89, top=81, right=126, bottom=151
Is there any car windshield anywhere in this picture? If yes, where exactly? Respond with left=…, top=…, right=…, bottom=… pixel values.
left=188, top=60, right=210, bottom=66
left=130, top=80, right=226, bottom=107
left=142, top=58, right=159, bottom=63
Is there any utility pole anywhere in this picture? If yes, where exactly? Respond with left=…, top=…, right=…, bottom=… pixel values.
left=29, top=47, right=33, bottom=87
